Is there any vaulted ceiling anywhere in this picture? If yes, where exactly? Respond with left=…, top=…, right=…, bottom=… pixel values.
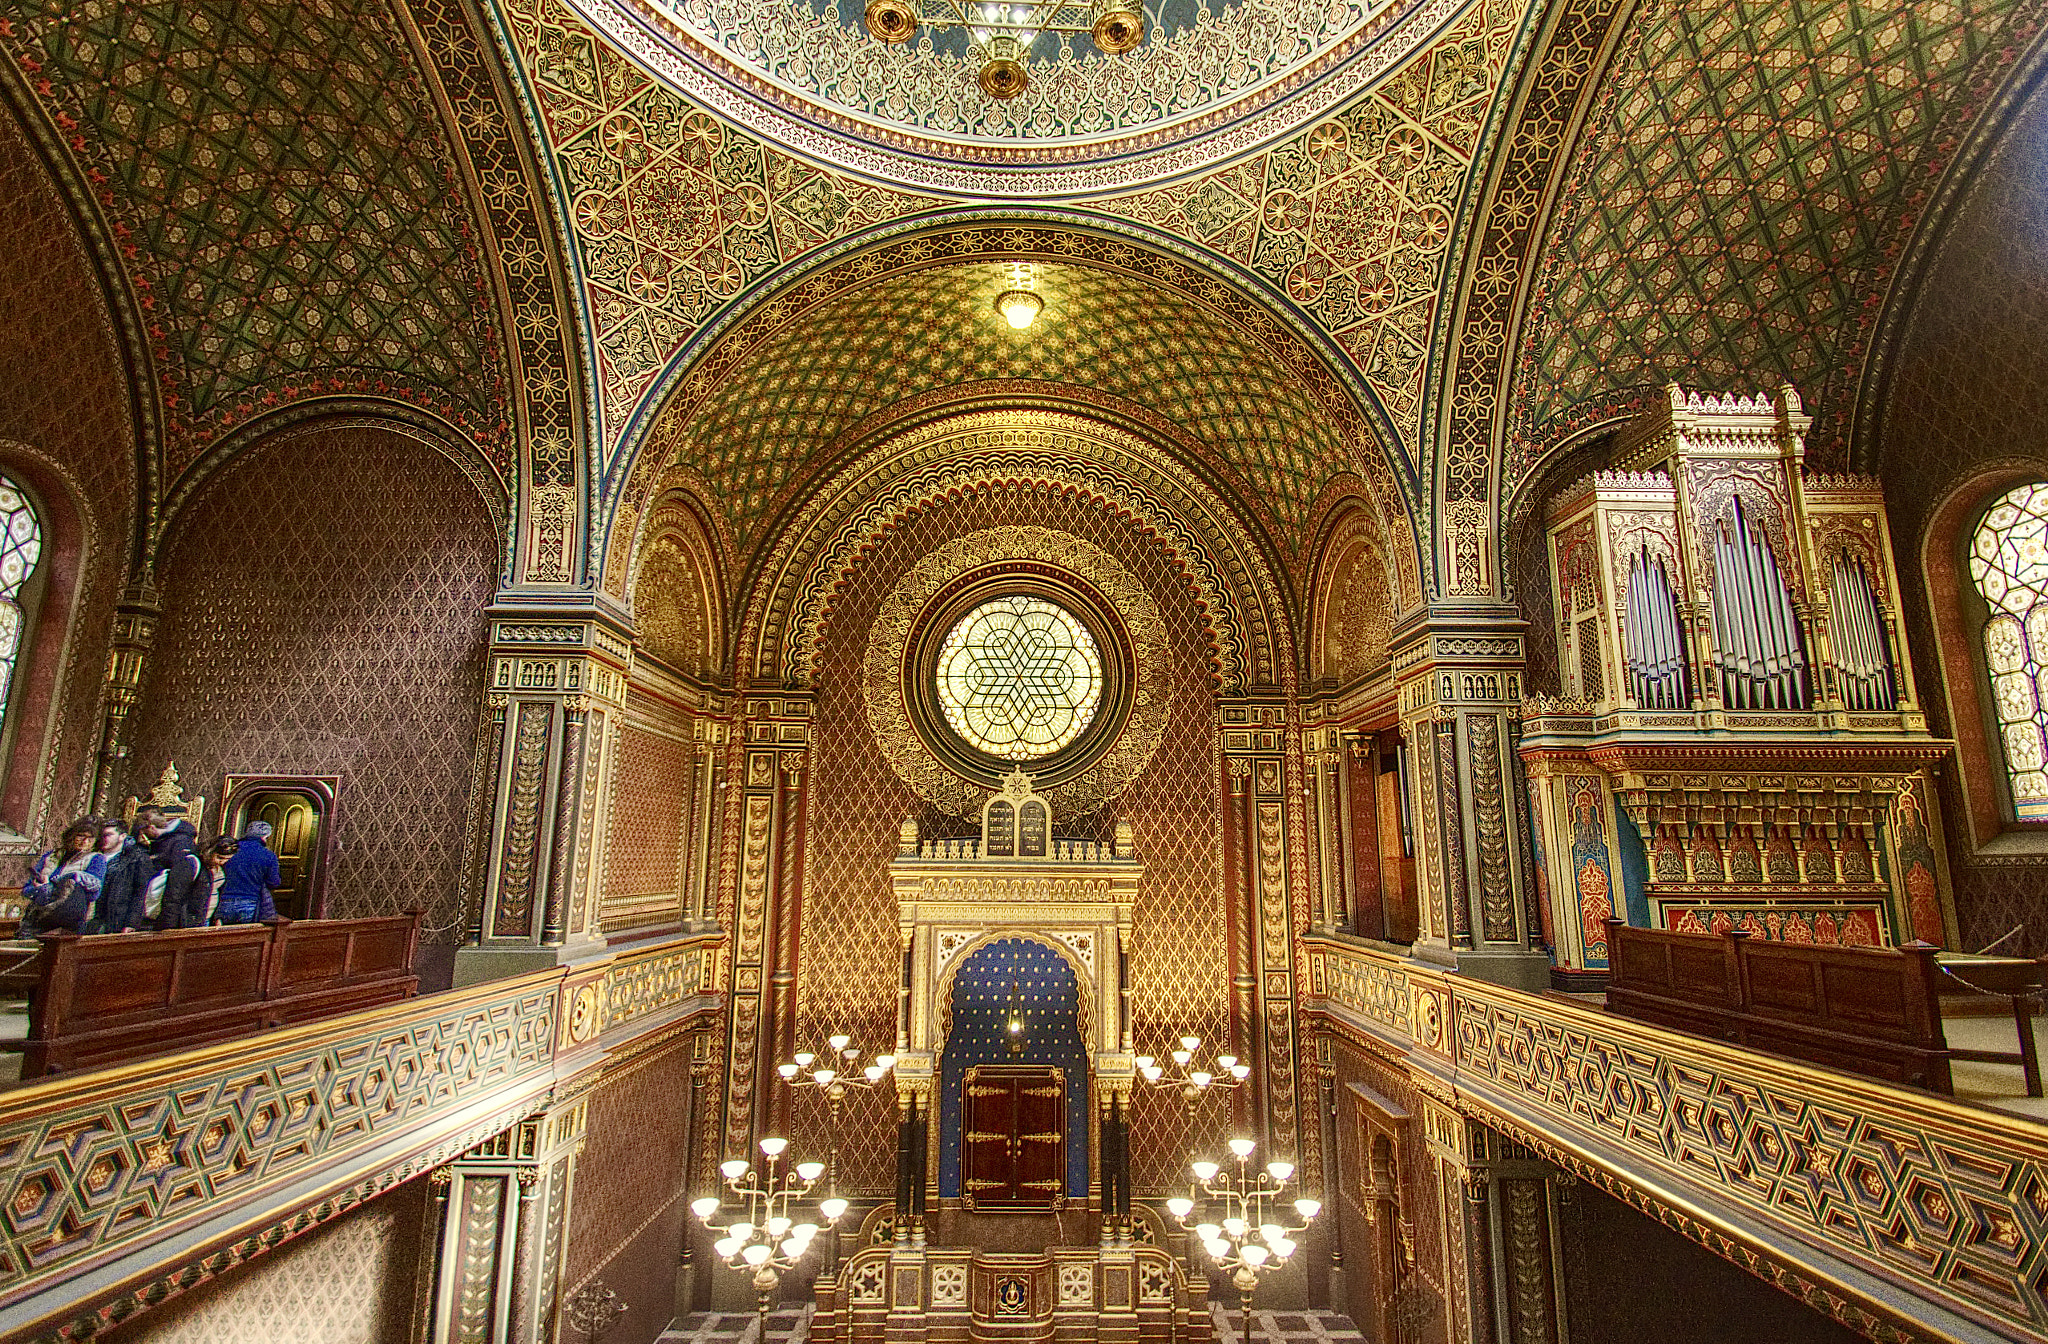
left=0, top=0, right=2041, bottom=595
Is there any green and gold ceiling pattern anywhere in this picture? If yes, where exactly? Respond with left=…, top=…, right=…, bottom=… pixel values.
left=1509, top=0, right=2048, bottom=486
left=0, top=0, right=509, bottom=480
left=640, top=261, right=1353, bottom=550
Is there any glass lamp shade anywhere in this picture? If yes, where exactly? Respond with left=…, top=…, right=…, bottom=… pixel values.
left=978, top=35, right=1030, bottom=99
left=993, top=289, right=1042, bottom=328
left=1170, top=1050, right=1191, bottom=1066
left=864, top=0, right=918, bottom=43
left=864, top=1065, right=884, bottom=1082
left=759, top=1137, right=788, bottom=1157
left=1272, top=1238, right=1297, bottom=1259
left=1090, top=0, right=1145, bottom=53
left=1166, top=1198, right=1194, bottom=1219
left=821, top=1198, right=850, bottom=1221
left=1133, top=1055, right=1154, bottom=1069
left=1141, top=1065, right=1163, bottom=1082
left=1180, top=1036, right=1201, bottom=1051
left=813, top=1070, right=836, bottom=1085
left=1228, top=1138, right=1257, bottom=1159
left=1230, top=1063, right=1251, bottom=1080
left=1194, top=1223, right=1221, bottom=1242
left=1216, top=1054, right=1237, bottom=1070
left=743, top=1244, right=773, bottom=1266
left=768, top=1217, right=791, bottom=1236
left=1241, top=1244, right=1270, bottom=1267
left=782, top=1239, right=804, bottom=1257
left=1222, top=1217, right=1246, bottom=1237
left=778, top=1064, right=799, bottom=1080
left=1259, top=1224, right=1284, bottom=1246
left=794, top=1223, right=820, bottom=1240
left=1203, top=1238, right=1231, bottom=1260
left=1191, top=1161, right=1219, bottom=1182
left=1294, top=1198, right=1322, bottom=1220
left=875, top=1054, right=897, bottom=1070
left=721, top=1160, right=750, bottom=1180
left=691, top=1197, right=721, bottom=1220
left=1266, top=1161, right=1295, bottom=1182
left=730, top=1222, right=755, bottom=1241
left=794, top=1053, right=816, bottom=1068
left=829, top=1034, right=851, bottom=1051
left=714, top=1237, right=741, bottom=1259
left=796, top=1162, right=825, bottom=1182
left=1190, top=1071, right=1213, bottom=1088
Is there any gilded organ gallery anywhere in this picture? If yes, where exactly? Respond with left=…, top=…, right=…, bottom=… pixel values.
left=0, top=1, right=2045, bottom=1342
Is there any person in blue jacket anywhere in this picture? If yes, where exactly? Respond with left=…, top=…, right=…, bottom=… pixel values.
left=216, top=820, right=283, bottom=924
left=21, top=818, right=106, bottom=935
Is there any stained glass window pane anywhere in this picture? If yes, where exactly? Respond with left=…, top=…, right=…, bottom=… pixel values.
left=935, top=596, right=1103, bottom=761
left=1971, top=483, right=2048, bottom=821
left=0, top=476, right=37, bottom=729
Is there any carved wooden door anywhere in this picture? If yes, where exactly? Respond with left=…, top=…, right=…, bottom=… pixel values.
left=961, top=1064, right=1065, bottom=1211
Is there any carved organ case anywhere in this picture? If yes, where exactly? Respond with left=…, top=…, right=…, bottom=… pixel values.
left=1522, top=386, right=1954, bottom=979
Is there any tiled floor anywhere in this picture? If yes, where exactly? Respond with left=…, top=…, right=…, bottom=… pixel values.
left=658, top=1305, right=813, bottom=1344
left=653, top=1302, right=1366, bottom=1344
left=1208, top=1305, right=1365, bottom=1344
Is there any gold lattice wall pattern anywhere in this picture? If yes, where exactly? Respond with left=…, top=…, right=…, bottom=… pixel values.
left=790, top=489, right=1231, bottom=1198
left=602, top=721, right=692, bottom=931
left=123, top=426, right=499, bottom=953
left=99, top=1184, right=426, bottom=1344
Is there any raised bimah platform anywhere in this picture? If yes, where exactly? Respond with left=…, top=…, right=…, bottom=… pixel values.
left=2, top=911, right=422, bottom=1079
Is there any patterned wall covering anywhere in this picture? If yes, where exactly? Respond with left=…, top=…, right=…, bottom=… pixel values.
left=1875, top=81, right=2048, bottom=952
left=1510, top=0, right=2048, bottom=479
left=0, top=106, right=134, bottom=857
left=791, top=488, right=1229, bottom=1197
left=100, top=1183, right=426, bottom=1344
left=1325, top=1029, right=1443, bottom=1326
left=0, top=0, right=511, bottom=477
left=603, top=719, right=692, bottom=930
left=564, top=1035, right=697, bottom=1344
left=122, top=425, right=498, bottom=972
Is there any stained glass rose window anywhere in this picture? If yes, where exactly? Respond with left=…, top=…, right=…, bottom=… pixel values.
left=935, top=596, right=1103, bottom=760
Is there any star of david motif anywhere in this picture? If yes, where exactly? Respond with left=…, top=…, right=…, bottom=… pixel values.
left=937, top=598, right=1102, bottom=760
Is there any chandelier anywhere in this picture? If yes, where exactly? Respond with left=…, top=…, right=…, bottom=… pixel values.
left=863, top=0, right=1148, bottom=100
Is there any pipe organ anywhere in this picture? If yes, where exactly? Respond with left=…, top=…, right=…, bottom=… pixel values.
left=1521, top=385, right=1954, bottom=983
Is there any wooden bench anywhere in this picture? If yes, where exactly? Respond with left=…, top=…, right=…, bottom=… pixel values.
left=1605, top=918, right=1956, bottom=1093
left=4, top=911, right=422, bottom=1080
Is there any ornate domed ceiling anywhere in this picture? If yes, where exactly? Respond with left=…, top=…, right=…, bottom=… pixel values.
left=572, top=0, right=1473, bottom=192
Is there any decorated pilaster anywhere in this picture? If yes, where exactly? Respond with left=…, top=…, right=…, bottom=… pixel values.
left=457, top=605, right=632, bottom=984
left=1392, top=614, right=1548, bottom=989
left=90, top=582, right=160, bottom=816
left=425, top=1100, right=590, bottom=1344
left=1419, top=1099, right=1570, bottom=1344
left=1219, top=697, right=1305, bottom=1168
left=721, top=691, right=812, bottom=1161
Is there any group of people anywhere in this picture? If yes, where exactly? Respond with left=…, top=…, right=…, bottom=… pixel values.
left=17, top=808, right=283, bottom=937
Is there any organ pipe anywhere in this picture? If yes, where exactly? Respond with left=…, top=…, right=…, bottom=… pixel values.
left=1623, top=548, right=1687, bottom=708
left=1710, top=501, right=1808, bottom=710
left=1829, top=554, right=1896, bottom=711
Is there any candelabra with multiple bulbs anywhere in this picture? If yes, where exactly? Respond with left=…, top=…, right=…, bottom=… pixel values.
left=691, top=1138, right=849, bottom=1331
left=776, top=1034, right=895, bottom=1268
left=1165, top=1138, right=1320, bottom=1344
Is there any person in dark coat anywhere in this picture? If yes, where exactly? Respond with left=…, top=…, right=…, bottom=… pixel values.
left=20, top=818, right=105, bottom=935
left=217, top=820, right=282, bottom=924
left=192, top=837, right=238, bottom=925
left=89, top=818, right=155, bottom=934
left=140, top=807, right=202, bottom=930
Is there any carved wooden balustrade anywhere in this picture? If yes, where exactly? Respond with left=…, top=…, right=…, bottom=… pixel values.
left=0, top=930, right=724, bottom=1341
left=1302, top=933, right=2048, bottom=1344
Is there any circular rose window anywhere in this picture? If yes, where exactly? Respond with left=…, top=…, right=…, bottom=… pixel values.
left=934, top=595, right=1103, bottom=761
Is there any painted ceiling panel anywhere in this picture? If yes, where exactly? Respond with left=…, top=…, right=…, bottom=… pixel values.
left=0, top=0, right=510, bottom=479
left=1509, top=0, right=2047, bottom=488
left=641, top=260, right=1352, bottom=551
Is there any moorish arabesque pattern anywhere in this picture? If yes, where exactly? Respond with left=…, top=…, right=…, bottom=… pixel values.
left=1509, top=0, right=2048, bottom=485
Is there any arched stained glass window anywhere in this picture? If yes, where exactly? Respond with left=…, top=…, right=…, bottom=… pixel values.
left=1969, top=482, right=2048, bottom=820
left=0, top=474, right=42, bottom=733
left=936, top=596, right=1103, bottom=761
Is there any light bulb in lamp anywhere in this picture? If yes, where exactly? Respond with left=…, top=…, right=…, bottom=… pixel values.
left=995, top=288, right=1042, bottom=329
left=691, top=1197, right=721, bottom=1220
left=1194, top=1223, right=1221, bottom=1242
left=794, top=1053, right=816, bottom=1068
left=1204, top=1238, right=1230, bottom=1259
left=796, top=1162, right=825, bottom=1182
left=1222, top=1217, right=1246, bottom=1237
left=821, top=1198, right=850, bottom=1222
left=714, top=1237, right=740, bottom=1258
left=1216, top=1054, right=1237, bottom=1070
left=743, top=1244, right=772, bottom=1266
left=1229, top=1138, right=1256, bottom=1159
left=1294, top=1198, right=1322, bottom=1220
left=813, top=1069, right=835, bottom=1086
left=729, top=1222, right=755, bottom=1241
left=778, top=1064, right=799, bottom=1080
left=1180, top=1036, right=1201, bottom=1051
left=721, top=1160, right=750, bottom=1180
left=864, top=1065, right=884, bottom=1082
left=875, top=1054, right=897, bottom=1070
left=768, top=1217, right=791, bottom=1237
left=829, top=1034, right=851, bottom=1051
left=1166, top=1197, right=1194, bottom=1219
left=1191, top=1071, right=1213, bottom=1088
left=1191, top=1161, right=1218, bottom=1182
left=1241, top=1244, right=1269, bottom=1267
left=1230, top=1063, right=1251, bottom=1081
left=1266, top=1160, right=1294, bottom=1182
left=1134, top=1055, right=1154, bottom=1070
left=759, top=1137, right=788, bottom=1157
left=1273, top=1238, right=1297, bottom=1259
